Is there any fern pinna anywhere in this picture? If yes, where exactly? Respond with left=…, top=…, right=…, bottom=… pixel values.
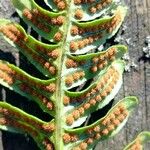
left=0, top=0, right=149, bottom=150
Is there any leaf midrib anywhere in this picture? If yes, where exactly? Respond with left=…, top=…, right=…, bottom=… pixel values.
left=55, top=1, right=72, bottom=149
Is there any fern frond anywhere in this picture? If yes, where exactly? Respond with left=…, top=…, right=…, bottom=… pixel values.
left=0, top=0, right=142, bottom=150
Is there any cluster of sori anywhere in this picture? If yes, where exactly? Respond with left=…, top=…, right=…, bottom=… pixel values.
left=65, top=58, right=86, bottom=69
left=63, top=133, right=79, bottom=144
left=65, top=71, right=85, bottom=86
left=0, top=62, right=56, bottom=111
left=65, top=58, right=79, bottom=68
left=42, top=138, right=54, bottom=150
left=90, top=47, right=116, bottom=73
left=23, top=8, right=65, bottom=26
left=0, top=105, right=55, bottom=135
left=74, top=0, right=96, bottom=5
left=72, top=105, right=128, bottom=150
left=74, top=0, right=113, bottom=20
left=0, top=24, right=27, bottom=43
left=89, top=0, right=113, bottom=14
left=128, top=140, right=142, bottom=150
left=53, top=0, right=66, bottom=10
left=0, top=116, right=38, bottom=137
left=70, top=11, right=122, bottom=52
left=23, top=8, right=63, bottom=41
left=74, top=9, right=84, bottom=20
left=37, top=45, right=59, bottom=60
left=62, top=103, right=128, bottom=150
left=65, top=47, right=117, bottom=77
left=65, top=66, right=120, bottom=125
left=70, top=34, right=102, bottom=52
left=71, top=10, right=121, bottom=36
left=0, top=24, right=58, bottom=76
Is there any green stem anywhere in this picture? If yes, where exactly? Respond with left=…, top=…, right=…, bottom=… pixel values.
left=55, top=1, right=72, bottom=149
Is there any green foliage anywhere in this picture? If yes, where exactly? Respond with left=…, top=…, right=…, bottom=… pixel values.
left=123, top=131, right=150, bottom=150
left=0, top=0, right=148, bottom=150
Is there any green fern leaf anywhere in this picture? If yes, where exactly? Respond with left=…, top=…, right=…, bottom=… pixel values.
left=123, top=131, right=150, bottom=150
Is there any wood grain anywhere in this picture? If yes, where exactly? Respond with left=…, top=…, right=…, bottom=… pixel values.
left=0, top=0, right=150, bottom=149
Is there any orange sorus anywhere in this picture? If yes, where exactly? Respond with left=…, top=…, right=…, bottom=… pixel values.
left=50, top=16, right=65, bottom=26
left=54, top=32, right=63, bottom=42
left=23, top=8, right=51, bottom=33
left=23, top=8, right=33, bottom=20
left=129, top=140, right=142, bottom=150
left=75, top=9, right=84, bottom=20
left=95, top=95, right=102, bottom=102
left=65, top=58, right=78, bottom=68
left=55, top=1, right=66, bottom=10
left=74, top=0, right=95, bottom=5
left=63, top=133, right=78, bottom=144
left=63, top=96, right=70, bottom=105
left=89, top=0, right=112, bottom=14
left=70, top=34, right=102, bottom=51
left=93, top=126, right=101, bottom=132
left=43, top=83, right=56, bottom=93
left=90, top=66, right=98, bottom=73
left=66, top=114, right=75, bottom=125
left=42, top=138, right=54, bottom=150
left=102, top=106, right=128, bottom=128
left=86, top=138, right=94, bottom=144
left=72, top=110, right=80, bottom=120
left=0, top=25, right=26, bottom=42
left=95, top=133, right=101, bottom=140
left=0, top=107, right=43, bottom=130
left=0, top=71, right=15, bottom=85
left=65, top=75, right=74, bottom=86
left=0, top=108, right=10, bottom=116
left=91, top=51, right=117, bottom=72
left=101, top=128, right=109, bottom=135
left=101, top=117, right=111, bottom=126
left=34, top=56, right=57, bottom=75
left=100, top=91, right=108, bottom=99
left=78, top=107, right=85, bottom=115
left=47, top=49, right=59, bottom=59
left=72, top=72, right=81, bottom=81
left=0, top=117, right=9, bottom=125
left=79, top=142, right=88, bottom=149
left=70, top=41, right=79, bottom=52
left=70, top=134, right=79, bottom=142
left=112, top=118, right=121, bottom=126
left=42, top=123, right=55, bottom=133
left=32, top=8, right=65, bottom=26
left=71, top=26, right=79, bottom=35
left=11, top=119, right=38, bottom=137
left=107, top=12, right=122, bottom=33
left=72, top=71, right=85, bottom=81
left=20, top=83, right=54, bottom=110
left=83, top=103, right=91, bottom=110
left=0, top=63, right=15, bottom=75
left=89, top=7, right=97, bottom=14
left=92, top=57, right=99, bottom=63
left=89, top=98, right=97, bottom=106
left=107, top=124, right=115, bottom=131
left=63, top=133, right=71, bottom=144
left=37, top=46, right=59, bottom=59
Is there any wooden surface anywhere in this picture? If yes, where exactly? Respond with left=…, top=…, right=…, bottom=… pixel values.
left=0, top=0, right=150, bottom=150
